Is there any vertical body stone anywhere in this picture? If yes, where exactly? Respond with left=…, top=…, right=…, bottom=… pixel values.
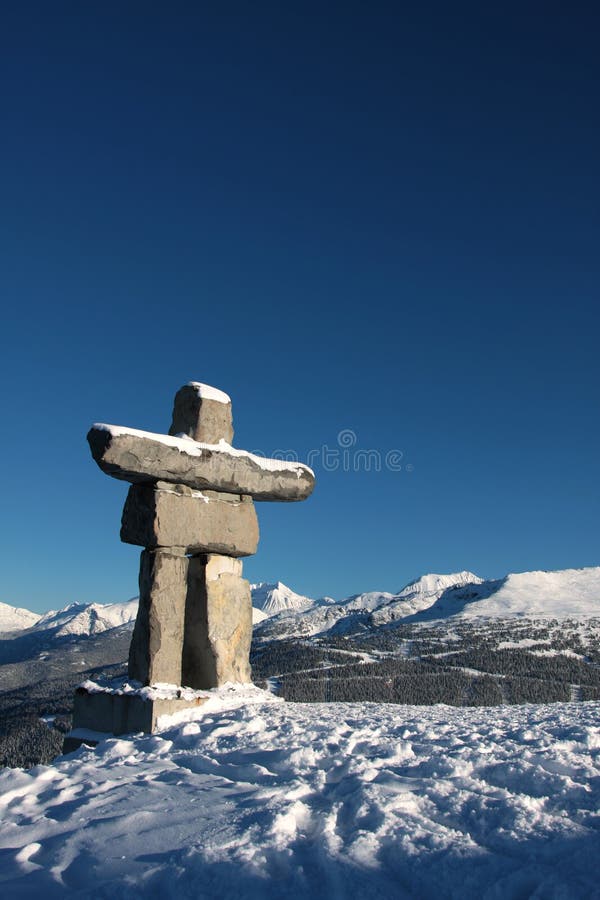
left=129, top=549, right=188, bottom=686
left=183, top=554, right=252, bottom=689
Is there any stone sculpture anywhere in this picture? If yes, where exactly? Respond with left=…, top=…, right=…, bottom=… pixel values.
left=64, top=382, right=314, bottom=748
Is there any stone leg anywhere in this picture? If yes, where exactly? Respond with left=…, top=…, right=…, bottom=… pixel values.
left=182, top=554, right=252, bottom=689
left=128, top=549, right=188, bottom=685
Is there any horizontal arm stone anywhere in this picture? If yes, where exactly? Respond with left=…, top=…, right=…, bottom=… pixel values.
left=87, top=424, right=315, bottom=502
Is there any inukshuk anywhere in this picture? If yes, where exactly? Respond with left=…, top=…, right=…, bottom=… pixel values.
left=66, top=383, right=314, bottom=746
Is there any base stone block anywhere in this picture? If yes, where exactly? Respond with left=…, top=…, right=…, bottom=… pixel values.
left=62, top=683, right=209, bottom=752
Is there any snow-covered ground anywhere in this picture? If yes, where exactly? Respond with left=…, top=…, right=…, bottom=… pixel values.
left=1, top=688, right=598, bottom=899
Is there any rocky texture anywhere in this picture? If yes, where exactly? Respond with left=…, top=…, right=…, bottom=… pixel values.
left=128, top=551, right=252, bottom=690
left=121, top=483, right=259, bottom=556
left=76, top=381, right=314, bottom=739
left=64, top=686, right=209, bottom=749
left=183, top=554, right=252, bottom=689
left=169, top=382, right=234, bottom=444
left=128, top=549, right=188, bottom=686
left=87, top=424, right=314, bottom=501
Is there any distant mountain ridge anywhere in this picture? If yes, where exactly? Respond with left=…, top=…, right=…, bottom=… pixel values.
left=34, top=599, right=139, bottom=637
left=2, top=567, right=599, bottom=642
left=253, top=567, right=600, bottom=641
left=0, top=601, right=41, bottom=633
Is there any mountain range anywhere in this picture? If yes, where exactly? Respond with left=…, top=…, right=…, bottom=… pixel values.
left=255, top=567, right=600, bottom=641
left=1, top=566, right=599, bottom=642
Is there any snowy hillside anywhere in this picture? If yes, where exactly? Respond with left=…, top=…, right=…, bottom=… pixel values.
left=0, top=601, right=40, bottom=634
left=457, top=567, right=600, bottom=619
left=251, top=606, right=268, bottom=625
left=0, top=686, right=598, bottom=898
left=257, top=567, right=600, bottom=640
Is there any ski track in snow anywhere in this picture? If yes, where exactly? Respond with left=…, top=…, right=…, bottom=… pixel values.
left=0, top=689, right=599, bottom=899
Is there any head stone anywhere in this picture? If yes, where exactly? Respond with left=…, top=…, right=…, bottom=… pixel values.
left=169, top=382, right=234, bottom=445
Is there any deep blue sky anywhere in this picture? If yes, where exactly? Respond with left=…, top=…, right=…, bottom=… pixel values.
left=1, top=3, right=599, bottom=613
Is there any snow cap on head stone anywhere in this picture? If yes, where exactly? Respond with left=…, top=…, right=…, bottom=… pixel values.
left=169, top=382, right=234, bottom=445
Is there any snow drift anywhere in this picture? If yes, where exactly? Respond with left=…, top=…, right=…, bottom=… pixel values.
left=0, top=687, right=598, bottom=898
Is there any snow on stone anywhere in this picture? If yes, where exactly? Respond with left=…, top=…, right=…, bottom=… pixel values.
left=0, top=600, right=40, bottom=634
left=186, top=381, right=231, bottom=404
left=93, top=423, right=314, bottom=477
left=0, top=691, right=598, bottom=898
left=342, top=589, right=398, bottom=612
left=78, top=677, right=212, bottom=703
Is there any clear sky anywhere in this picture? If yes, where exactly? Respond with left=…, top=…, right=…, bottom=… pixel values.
left=1, top=3, right=599, bottom=613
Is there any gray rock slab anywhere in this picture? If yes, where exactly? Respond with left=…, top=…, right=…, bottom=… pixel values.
left=127, top=551, right=252, bottom=691
left=183, top=554, right=252, bottom=689
left=169, top=382, right=234, bottom=444
left=87, top=424, right=315, bottom=502
left=120, top=484, right=259, bottom=556
left=128, top=549, right=188, bottom=686
left=63, top=687, right=209, bottom=748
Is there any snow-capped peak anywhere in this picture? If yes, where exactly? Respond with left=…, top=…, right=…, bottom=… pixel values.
left=0, top=600, right=41, bottom=634
left=396, top=571, right=483, bottom=598
left=336, top=573, right=482, bottom=616
left=250, top=582, right=314, bottom=617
